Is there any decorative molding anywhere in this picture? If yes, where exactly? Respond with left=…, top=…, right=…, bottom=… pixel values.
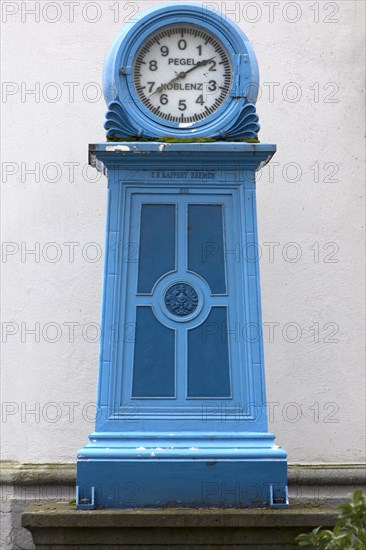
left=0, top=462, right=76, bottom=486
left=1, top=462, right=365, bottom=487
left=89, top=142, right=276, bottom=174
left=165, top=283, right=199, bottom=317
left=104, top=99, right=260, bottom=141
left=220, top=102, right=260, bottom=140
left=104, top=99, right=140, bottom=140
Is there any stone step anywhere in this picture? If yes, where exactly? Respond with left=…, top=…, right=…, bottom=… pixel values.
left=22, top=502, right=338, bottom=549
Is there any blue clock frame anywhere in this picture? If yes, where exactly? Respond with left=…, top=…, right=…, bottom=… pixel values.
left=76, top=3, right=288, bottom=510
left=103, top=3, right=260, bottom=140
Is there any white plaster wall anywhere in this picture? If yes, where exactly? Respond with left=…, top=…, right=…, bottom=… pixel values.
left=1, top=0, right=365, bottom=464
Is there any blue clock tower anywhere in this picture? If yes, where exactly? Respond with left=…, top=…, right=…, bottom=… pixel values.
left=76, top=3, right=288, bottom=510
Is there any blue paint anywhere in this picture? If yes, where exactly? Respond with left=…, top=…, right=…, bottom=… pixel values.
left=188, top=204, right=226, bottom=294
left=77, top=143, right=288, bottom=509
left=132, top=307, right=175, bottom=398
left=102, top=3, right=261, bottom=140
left=188, top=307, right=231, bottom=398
left=165, top=283, right=199, bottom=317
left=76, top=458, right=287, bottom=509
left=137, top=204, right=176, bottom=294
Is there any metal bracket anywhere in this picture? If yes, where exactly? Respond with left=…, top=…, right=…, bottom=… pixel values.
left=269, top=484, right=289, bottom=509
left=76, top=485, right=96, bottom=510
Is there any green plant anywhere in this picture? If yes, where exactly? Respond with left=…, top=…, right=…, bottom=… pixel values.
left=296, top=490, right=366, bottom=549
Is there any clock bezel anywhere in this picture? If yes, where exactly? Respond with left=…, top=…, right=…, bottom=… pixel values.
left=103, top=3, right=260, bottom=139
left=129, top=21, right=234, bottom=129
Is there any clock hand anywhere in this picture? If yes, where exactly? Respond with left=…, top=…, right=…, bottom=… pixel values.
left=178, top=56, right=216, bottom=78
left=150, top=73, right=183, bottom=97
left=149, top=56, right=216, bottom=97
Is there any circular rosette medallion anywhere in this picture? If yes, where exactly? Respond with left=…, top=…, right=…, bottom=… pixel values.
left=152, top=275, right=209, bottom=328
left=164, top=283, right=199, bottom=317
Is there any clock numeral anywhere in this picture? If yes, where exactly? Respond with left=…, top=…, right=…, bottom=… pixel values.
left=133, top=27, right=232, bottom=123
left=178, top=39, right=187, bottom=50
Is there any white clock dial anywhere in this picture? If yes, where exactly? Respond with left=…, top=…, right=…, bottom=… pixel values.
left=132, top=24, right=232, bottom=124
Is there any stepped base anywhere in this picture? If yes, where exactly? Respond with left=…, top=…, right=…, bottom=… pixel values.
left=76, top=433, right=288, bottom=509
left=76, top=459, right=288, bottom=509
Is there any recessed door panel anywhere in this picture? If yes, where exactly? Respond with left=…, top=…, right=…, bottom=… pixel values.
left=118, top=189, right=249, bottom=412
left=188, top=306, right=231, bottom=398
left=132, top=306, right=175, bottom=398
left=137, top=204, right=176, bottom=294
left=188, top=204, right=226, bottom=294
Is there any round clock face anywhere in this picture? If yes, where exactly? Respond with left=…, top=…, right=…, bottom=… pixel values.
left=132, top=24, right=233, bottom=125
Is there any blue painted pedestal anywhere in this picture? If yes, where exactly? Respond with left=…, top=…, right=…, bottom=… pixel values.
left=76, top=142, right=288, bottom=509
